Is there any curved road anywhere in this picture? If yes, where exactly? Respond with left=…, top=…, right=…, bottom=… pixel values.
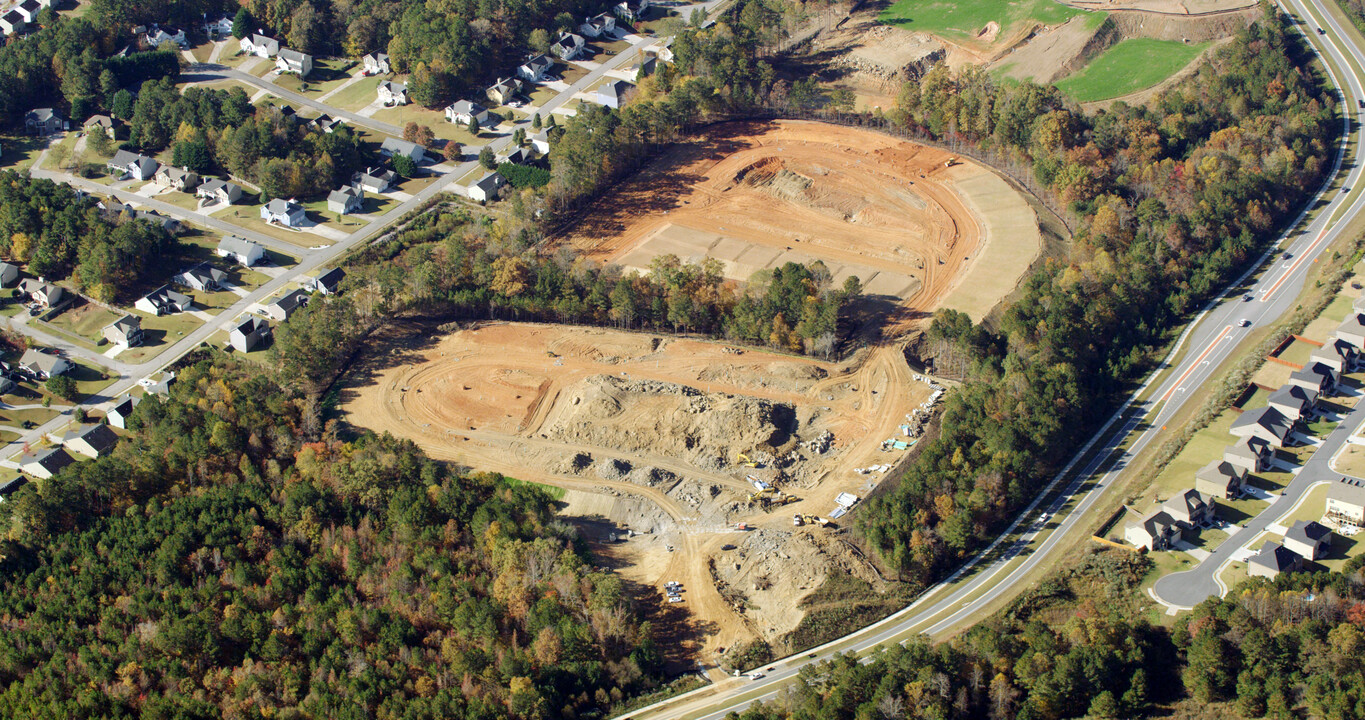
left=619, top=2, right=1365, bottom=718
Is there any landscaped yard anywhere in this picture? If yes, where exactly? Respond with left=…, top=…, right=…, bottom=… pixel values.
left=1055, top=38, right=1211, bottom=102
left=273, top=58, right=358, bottom=98
left=324, top=75, right=383, bottom=112
left=216, top=209, right=319, bottom=248
left=878, top=0, right=1083, bottom=42
left=118, top=310, right=203, bottom=363
left=42, top=301, right=123, bottom=347
left=1336, top=443, right=1365, bottom=478
left=368, top=105, right=487, bottom=147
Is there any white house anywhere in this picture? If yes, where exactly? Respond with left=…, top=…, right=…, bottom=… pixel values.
left=13, top=0, right=42, bottom=23
left=203, top=15, right=235, bottom=38
left=595, top=79, right=634, bottom=109
left=354, top=167, right=396, bottom=194
left=102, top=314, right=143, bottom=347
left=377, top=80, right=408, bottom=106
left=108, top=150, right=159, bottom=181
left=276, top=48, right=313, bottom=77
left=446, top=100, right=491, bottom=126
left=106, top=396, right=137, bottom=430
left=0, top=10, right=26, bottom=36
left=18, top=447, right=74, bottom=480
left=197, top=178, right=243, bottom=205
left=261, top=198, right=306, bottom=227
left=363, top=52, right=391, bottom=75
left=614, top=0, right=651, bottom=22
left=135, top=286, right=192, bottom=316
left=230, top=316, right=271, bottom=352
left=154, top=164, right=200, bottom=191
left=529, top=130, right=551, bottom=154
left=176, top=264, right=227, bottom=292
left=18, top=348, right=70, bottom=379
left=518, top=54, right=555, bottom=83
left=550, top=32, right=587, bottom=61
left=468, top=172, right=507, bottom=203
left=579, top=13, right=617, bottom=38
left=217, top=235, right=266, bottom=267
left=308, top=267, right=347, bottom=295
left=144, top=25, right=187, bottom=49
left=327, top=185, right=365, bottom=215
left=240, top=33, right=279, bottom=58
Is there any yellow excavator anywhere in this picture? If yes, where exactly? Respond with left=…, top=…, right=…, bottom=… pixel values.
left=736, top=453, right=758, bottom=468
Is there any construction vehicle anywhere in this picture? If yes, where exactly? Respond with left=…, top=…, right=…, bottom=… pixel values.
left=793, top=514, right=803, bottom=527
left=797, top=514, right=829, bottom=527
left=736, top=453, right=758, bottom=468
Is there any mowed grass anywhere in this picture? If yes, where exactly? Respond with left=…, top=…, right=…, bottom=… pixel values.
left=1056, top=38, right=1210, bottom=102
left=878, top=0, right=1082, bottom=41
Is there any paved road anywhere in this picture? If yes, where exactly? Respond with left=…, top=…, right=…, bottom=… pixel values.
left=183, top=64, right=406, bottom=136
left=619, top=2, right=1365, bottom=718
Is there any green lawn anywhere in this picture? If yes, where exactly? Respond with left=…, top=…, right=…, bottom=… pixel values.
left=878, top=0, right=1083, bottom=41
left=43, top=302, right=122, bottom=346
left=324, top=75, right=383, bottom=112
left=118, top=310, right=203, bottom=364
left=1149, top=406, right=1241, bottom=503
left=1277, top=339, right=1318, bottom=367
left=1055, top=38, right=1210, bottom=102
left=273, top=58, right=358, bottom=98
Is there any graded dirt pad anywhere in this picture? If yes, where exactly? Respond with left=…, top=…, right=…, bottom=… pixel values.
left=557, top=121, right=1041, bottom=323
left=1061, top=0, right=1255, bottom=13
left=340, top=321, right=936, bottom=660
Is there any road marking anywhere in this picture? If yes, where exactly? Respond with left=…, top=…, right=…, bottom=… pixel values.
left=1265, top=225, right=1332, bottom=300
left=1159, top=326, right=1232, bottom=403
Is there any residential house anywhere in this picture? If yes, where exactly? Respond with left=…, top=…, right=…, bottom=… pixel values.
left=579, top=13, right=617, bottom=37
left=1311, top=338, right=1356, bottom=374
left=107, top=149, right=159, bottom=181
left=1326, top=476, right=1365, bottom=526
left=1125, top=508, right=1182, bottom=551
left=327, top=185, right=364, bottom=215
left=1194, top=459, right=1246, bottom=499
left=19, top=279, right=63, bottom=308
left=363, top=52, right=391, bottom=75
left=1288, top=361, right=1337, bottom=396
left=1230, top=405, right=1296, bottom=448
left=380, top=137, right=426, bottom=163
left=1283, top=520, right=1332, bottom=561
left=264, top=289, right=310, bottom=322
left=614, top=0, right=652, bottom=22
left=146, top=373, right=175, bottom=396
left=177, top=263, right=227, bottom=292
left=627, top=54, right=657, bottom=80
left=102, top=314, right=143, bottom=347
left=24, top=107, right=64, bottom=135
left=307, top=267, right=346, bottom=295
left=240, top=33, right=279, bottom=58
left=377, top=80, right=408, bottom=106
left=498, top=147, right=529, bottom=165
left=13, top=0, right=41, bottom=23
left=18, top=348, right=70, bottom=379
left=135, top=285, right=192, bottom=315
left=529, top=130, right=551, bottom=154
left=276, top=48, right=313, bottom=77
left=307, top=114, right=344, bottom=133
left=1161, top=489, right=1217, bottom=528
left=550, top=32, right=587, bottom=60
left=83, top=114, right=116, bottom=138
left=129, top=209, right=182, bottom=234
left=61, top=424, right=120, bottom=459
left=202, top=15, right=235, bottom=38
left=0, top=11, right=27, bottom=36
left=1267, top=383, right=1318, bottom=422
left=518, top=54, right=555, bottom=82
left=229, top=316, right=271, bottom=352
left=486, top=77, right=522, bottom=106
left=1355, top=294, right=1365, bottom=314
left=143, top=25, right=187, bottom=48
left=595, top=79, right=634, bottom=109
left=0, top=262, right=19, bottom=287
left=445, top=100, right=491, bottom=126
left=18, top=447, right=74, bottom=479
left=1338, top=313, right=1365, bottom=349
left=1248, top=542, right=1304, bottom=579
left=106, top=396, right=137, bottom=429
left=354, top=167, right=396, bottom=194
left=1224, top=436, right=1273, bottom=475
left=260, top=198, right=306, bottom=227
left=154, top=165, right=200, bottom=191
left=217, top=235, right=265, bottom=266
left=468, top=172, right=506, bottom=203
left=196, top=178, right=243, bottom=205
left=0, top=376, right=14, bottom=396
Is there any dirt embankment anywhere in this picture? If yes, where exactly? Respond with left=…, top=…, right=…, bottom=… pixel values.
left=1105, top=6, right=1258, bottom=40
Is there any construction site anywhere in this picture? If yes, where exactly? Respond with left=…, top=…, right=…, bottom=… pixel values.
left=339, top=122, right=1044, bottom=667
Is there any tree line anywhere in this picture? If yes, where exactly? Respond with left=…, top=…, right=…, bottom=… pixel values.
left=0, top=355, right=666, bottom=719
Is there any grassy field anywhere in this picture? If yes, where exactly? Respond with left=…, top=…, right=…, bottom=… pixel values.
left=1056, top=38, right=1210, bottom=102
left=878, top=0, right=1083, bottom=41
left=324, top=75, right=383, bottom=112
left=43, top=302, right=122, bottom=346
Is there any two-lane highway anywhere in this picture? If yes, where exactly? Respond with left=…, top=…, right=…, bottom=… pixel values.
left=620, top=3, right=1365, bottom=718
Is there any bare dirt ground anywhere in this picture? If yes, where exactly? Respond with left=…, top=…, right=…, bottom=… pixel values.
left=1060, top=0, right=1255, bottom=14
left=558, top=120, right=1040, bottom=325
left=340, top=321, right=932, bottom=663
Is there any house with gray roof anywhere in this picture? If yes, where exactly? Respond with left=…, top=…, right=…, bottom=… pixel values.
left=363, top=52, right=390, bottom=75
left=579, top=12, right=616, bottom=37
left=240, top=33, right=279, bottom=58
left=18, top=447, right=74, bottom=479
left=486, top=76, right=523, bottom=105
left=154, top=164, right=199, bottom=191
left=327, top=185, right=365, bottom=215
left=108, top=150, right=159, bottom=181
left=1326, top=476, right=1365, bottom=526
left=1338, top=313, right=1365, bottom=349
left=1224, top=436, right=1272, bottom=475
left=1230, top=406, right=1295, bottom=448
left=307, top=114, right=345, bottom=133
left=61, top=423, right=120, bottom=459
left=230, top=316, right=271, bottom=352
left=468, top=172, right=506, bottom=203
left=18, top=348, right=70, bottom=379
left=1125, top=508, right=1181, bottom=551
left=177, top=263, right=227, bottom=292
left=1248, top=542, right=1304, bottom=579
left=518, top=54, right=555, bottom=82
left=1195, top=459, right=1245, bottom=499
left=106, top=396, right=137, bottom=429
left=1161, top=489, right=1216, bottom=528
left=445, top=100, right=491, bottom=126
left=265, top=289, right=310, bottom=321
left=550, top=32, right=586, bottom=60
left=1283, top=520, right=1332, bottom=561
left=102, top=314, right=143, bottom=347
left=217, top=235, right=265, bottom=267
left=197, top=178, right=243, bottom=205
left=380, top=137, right=426, bottom=163
left=19, top=279, right=63, bottom=308
left=135, top=285, right=192, bottom=316
left=1310, top=338, right=1356, bottom=374
left=377, top=80, right=408, bottom=106
left=595, top=79, right=634, bottom=108
left=24, top=107, right=64, bottom=135
left=276, top=48, right=313, bottom=76
left=84, top=114, right=116, bottom=137
left=1267, top=384, right=1317, bottom=422
left=1288, top=362, right=1337, bottom=396
left=0, top=262, right=19, bottom=287
left=308, top=267, right=346, bottom=295
left=260, top=198, right=305, bottom=227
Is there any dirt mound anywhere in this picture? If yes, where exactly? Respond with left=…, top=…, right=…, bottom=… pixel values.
left=697, top=362, right=829, bottom=394
left=544, top=375, right=799, bottom=470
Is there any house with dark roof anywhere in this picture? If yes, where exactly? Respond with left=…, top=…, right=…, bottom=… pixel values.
left=1326, top=476, right=1365, bottom=526
left=550, top=32, right=586, bottom=60
left=229, top=316, right=271, bottom=352
left=377, top=80, right=408, bottom=106
left=0, top=10, right=27, bottom=36
left=518, top=54, right=555, bottom=82
left=1125, top=508, right=1181, bottom=551
left=143, top=25, right=187, bottom=49
left=1230, top=406, right=1296, bottom=448
left=498, top=147, right=529, bottom=166
left=1195, top=459, right=1245, bottom=499
left=1267, top=384, right=1317, bottom=422
left=18, top=447, right=74, bottom=479
left=61, top=423, right=120, bottom=459
left=486, top=77, right=523, bottom=105
left=108, top=150, right=159, bottom=181
left=595, top=79, right=634, bottom=108
left=579, top=12, right=616, bottom=37
left=1288, top=362, right=1337, bottom=396
left=1161, top=489, right=1216, bottom=528
left=217, top=235, right=265, bottom=267
left=0, top=262, right=19, bottom=288
left=265, top=289, right=310, bottom=322
left=106, top=396, right=137, bottom=429
left=1248, top=542, right=1304, bottom=579
left=18, top=348, right=70, bottom=379
left=177, top=263, right=227, bottom=292
left=197, top=178, right=243, bottom=205
left=468, top=172, right=506, bottom=203
left=102, top=314, right=143, bottom=347
left=307, top=114, right=345, bottom=133
left=1283, top=520, right=1332, bottom=561
left=354, top=167, right=396, bottom=194
left=308, top=267, right=346, bottom=295
left=1223, top=436, right=1273, bottom=475
left=327, top=185, right=365, bottom=215
left=135, top=285, right=192, bottom=316
left=24, top=107, right=64, bottom=135
left=260, top=198, right=305, bottom=227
